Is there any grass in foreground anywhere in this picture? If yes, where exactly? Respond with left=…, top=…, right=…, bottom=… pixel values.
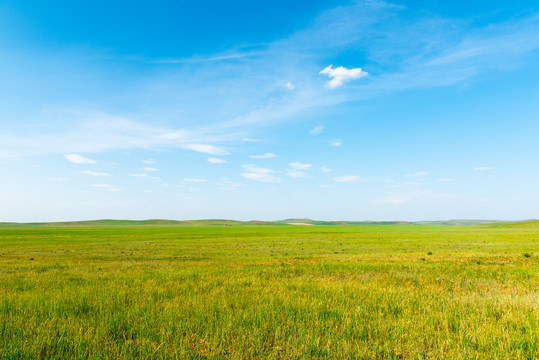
left=0, top=225, right=538, bottom=359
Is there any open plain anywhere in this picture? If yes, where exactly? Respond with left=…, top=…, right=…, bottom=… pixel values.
left=0, top=222, right=538, bottom=359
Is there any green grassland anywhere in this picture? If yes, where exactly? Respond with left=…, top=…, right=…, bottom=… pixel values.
left=0, top=223, right=538, bottom=359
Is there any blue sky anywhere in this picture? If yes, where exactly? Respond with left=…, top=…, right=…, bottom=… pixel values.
left=1, top=0, right=539, bottom=222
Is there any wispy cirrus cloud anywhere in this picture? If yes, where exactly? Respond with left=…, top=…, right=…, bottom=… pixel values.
left=92, top=184, right=122, bottom=191
left=2, top=2, right=539, bottom=162
left=181, top=144, right=229, bottom=156
left=208, top=157, right=227, bottom=164
left=130, top=173, right=159, bottom=180
left=183, top=178, right=207, bottom=183
left=80, top=170, right=112, bottom=177
left=64, top=154, right=97, bottom=164
left=405, top=171, right=428, bottom=177
left=289, top=162, right=311, bottom=170
left=287, top=170, right=308, bottom=178
left=309, top=125, right=324, bottom=135
left=334, top=175, right=362, bottom=183
left=250, top=153, right=277, bottom=159
left=241, top=165, right=281, bottom=183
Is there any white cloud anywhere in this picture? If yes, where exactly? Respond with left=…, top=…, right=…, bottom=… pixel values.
left=64, top=154, right=97, bottom=164
left=287, top=170, right=308, bottom=178
left=330, top=140, right=342, bottom=147
left=140, top=167, right=158, bottom=171
left=80, top=170, right=112, bottom=177
left=286, top=82, right=295, bottom=90
left=334, top=175, right=359, bottom=183
left=46, top=177, right=68, bottom=181
left=242, top=138, right=260, bottom=142
left=208, top=157, right=227, bottom=164
left=92, top=184, right=113, bottom=188
left=321, top=166, right=332, bottom=173
left=309, top=125, right=325, bottom=135
left=182, top=144, right=229, bottom=156
left=130, top=173, right=159, bottom=180
left=405, top=171, right=428, bottom=177
left=183, top=178, right=207, bottom=183
left=241, top=165, right=281, bottom=183
left=437, top=178, right=453, bottom=182
left=379, top=196, right=408, bottom=204
left=320, top=65, right=368, bottom=88
left=142, top=159, right=156, bottom=164
left=373, top=190, right=463, bottom=206
left=216, top=178, right=245, bottom=191
left=289, top=162, right=311, bottom=170
left=474, top=167, right=493, bottom=171
left=249, top=153, right=277, bottom=159
left=92, top=184, right=123, bottom=191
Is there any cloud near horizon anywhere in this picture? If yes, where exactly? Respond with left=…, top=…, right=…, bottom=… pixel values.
left=80, top=170, right=112, bottom=177
left=241, top=165, right=281, bottom=183
left=64, top=154, right=97, bottom=164
left=250, top=153, right=277, bottom=159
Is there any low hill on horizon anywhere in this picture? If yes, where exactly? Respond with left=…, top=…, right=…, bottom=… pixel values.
left=0, top=219, right=282, bottom=228
left=2, top=218, right=536, bottom=228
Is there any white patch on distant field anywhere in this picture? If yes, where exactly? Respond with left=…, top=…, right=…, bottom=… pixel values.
left=321, top=166, right=332, bottom=173
left=64, top=154, right=97, bottom=164
left=474, top=167, right=493, bottom=171
left=249, top=153, right=277, bottom=159
left=208, top=157, right=227, bottom=164
left=80, top=170, right=112, bottom=177
left=405, top=171, right=428, bottom=177
left=320, top=65, right=368, bottom=88
left=286, top=82, right=295, bottom=90
left=334, top=175, right=359, bottom=183
left=241, top=165, right=281, bottom=183
left=182, top=144, right=229, bottom=156
left=289, top=162, right=311, bottom=170
left=309, top=125, right=324, bottom=135
left=330, top=140, right=342, bottom=147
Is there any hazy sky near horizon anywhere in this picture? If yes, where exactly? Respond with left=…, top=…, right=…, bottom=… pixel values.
left=1, top=0, right=539, bottom=222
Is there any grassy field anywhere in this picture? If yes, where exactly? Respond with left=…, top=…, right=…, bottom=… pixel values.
left=0, top=223, right=538, bottom=359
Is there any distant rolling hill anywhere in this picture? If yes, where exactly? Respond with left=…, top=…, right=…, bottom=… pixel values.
left=2, top=218, right=536, bottom=228
left=482, top=219, right=539, bottom=228
left=0, top=219, right=279, bottom=228
left=275, top=218, right=411, bottom=226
